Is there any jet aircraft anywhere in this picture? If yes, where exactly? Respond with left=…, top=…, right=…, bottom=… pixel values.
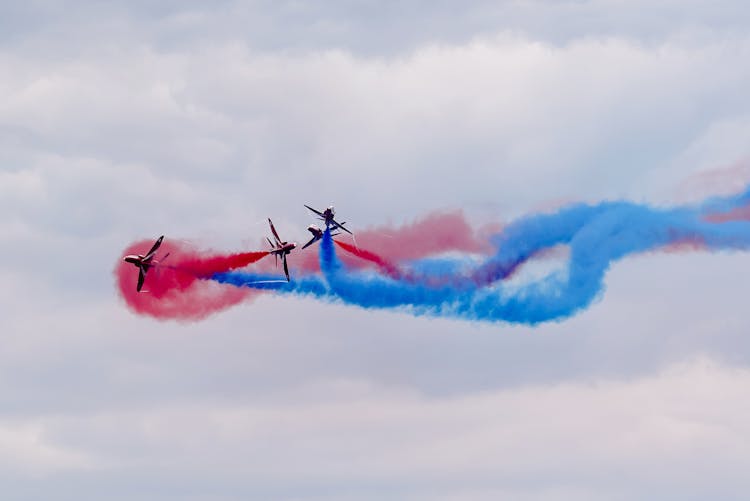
left=301, top=224, right=341, bottom=250
left=123, top=235, right=170, bottom=292
left=304, top=205, right=353, bottom=235
left=266, top=219, right=296, bottom=281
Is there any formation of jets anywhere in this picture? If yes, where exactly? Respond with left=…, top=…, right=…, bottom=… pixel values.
left=124, top=205, right=352, bottom=291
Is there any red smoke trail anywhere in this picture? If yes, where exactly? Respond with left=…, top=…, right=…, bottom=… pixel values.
left=704, top=204, right=750, bottom=223
left=659, top=228, right=708, bottom=254
left=326, top=212, right=536, bottom=287
left=339, top=211, right=491, bottom=260
left=661, top=239, right=707, bottom=253
left=115, top=238, right=269, bottom=321
left=175, top=251, right=271, bottom=278
left=335, top=237, right=532, bottom=288
left=678, top=159, right=750, bottom=202
left=280, top=211, right=495, bottom=275
left=334, top=240, right=403, bottom=279
left=471, top=256, right=532, bottom=286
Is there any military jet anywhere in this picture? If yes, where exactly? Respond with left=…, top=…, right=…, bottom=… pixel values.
left=304, top=205, right=352, bottom=235
left=123, top=235, right=170, bottom=292
left=301, top=224, right=341, bottom=250
left=266, top=219, right=296, bottom=281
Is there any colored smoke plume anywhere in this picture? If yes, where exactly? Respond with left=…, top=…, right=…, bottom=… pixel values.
left=121, top=182, right=750, bottom=324
left=115, top=239, right=267, bottom=321
left=215, top=187, right=750, bottom=324
left=286, top=211, right=492, bottom=274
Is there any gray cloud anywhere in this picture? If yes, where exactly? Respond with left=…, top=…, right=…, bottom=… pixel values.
left=2, top=358, right=750, bottom=500
left=4, top=1, right=750, bottom=55
left=2, top=1, right=750, bottom=499
left=3, top=35, right=749, bottom=233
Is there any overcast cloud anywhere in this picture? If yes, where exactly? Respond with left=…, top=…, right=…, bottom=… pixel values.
left=2, top=1, right=750, bottom=499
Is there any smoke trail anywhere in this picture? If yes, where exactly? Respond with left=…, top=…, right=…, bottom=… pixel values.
left=213, top=189, right=750, bottom=324
left=334, top=238, right=532, bottom=287
left=334, top=240, right=403, bottom=279
left=117, top=212, right=494, bottom=321
left=115, top=239, right=268, bottom=321
left=319, top=203, right=750, bottom=323
left=282, top=211, right=492, bottom=274
left=118, top=184, right=750, bottom=324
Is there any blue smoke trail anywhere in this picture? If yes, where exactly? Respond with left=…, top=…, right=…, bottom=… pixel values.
left=212, top=189, right=750, bottom=324
left=212, top=271, right=330, bottom=297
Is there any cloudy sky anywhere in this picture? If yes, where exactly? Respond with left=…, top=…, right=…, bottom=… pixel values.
left=3, top=1, right=750, bottom=499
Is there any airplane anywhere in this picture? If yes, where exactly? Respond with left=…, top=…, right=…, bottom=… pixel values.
left=266, top=218, right=296, bottom=281
left=123, top=235, right=170, bottom=292
left=301, top=224, right=341, bottom=250
left=304, top=205, right=353, bottom=235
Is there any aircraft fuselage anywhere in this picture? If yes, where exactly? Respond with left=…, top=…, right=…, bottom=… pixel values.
left=124, top=254, right=147, bottom=266
left=322, top=207, right=335, bottom=227
left=270, top=242, right=296, bottom=255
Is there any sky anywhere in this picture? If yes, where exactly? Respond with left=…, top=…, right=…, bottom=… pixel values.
left=2, top=1, right=750, bottom=499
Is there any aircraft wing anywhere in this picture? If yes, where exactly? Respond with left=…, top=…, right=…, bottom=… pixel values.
left=268, top=219, right=282, bottom=244
left=145, top=235, right=164, bottom=260
left=331, top=219, right=353, bottom=235
left=282, top=255, right=290, bottom=282
left=301, top=235, right=319, bottom=250
left=137, top=267, right=146, bottom=292
left=304, top=205, right=324, bottom=217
